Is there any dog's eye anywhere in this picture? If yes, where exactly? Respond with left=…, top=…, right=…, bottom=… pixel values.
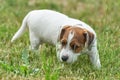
left=71, top=44, right=79, bottom=50
left=61, top=41, right=67, bottom=46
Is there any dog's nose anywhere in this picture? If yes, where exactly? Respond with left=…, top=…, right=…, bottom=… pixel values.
left=62, top=56, right=68, bottom=61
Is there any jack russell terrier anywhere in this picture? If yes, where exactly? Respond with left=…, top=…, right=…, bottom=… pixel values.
left=11, top=10, right=101, bottom=68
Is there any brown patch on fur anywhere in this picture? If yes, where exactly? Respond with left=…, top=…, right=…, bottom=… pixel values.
left=60, top=25, right=71, bottom=40
left=70, top=40, right=83, bottom=53
left=60, top=25, right=71, bottom=47
left=70, top=27, right=86, bottom=53
left=59, top=25, right=94, bottom=53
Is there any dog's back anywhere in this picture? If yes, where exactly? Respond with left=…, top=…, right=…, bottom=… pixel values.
left=11, top=10, right=95, bottom=45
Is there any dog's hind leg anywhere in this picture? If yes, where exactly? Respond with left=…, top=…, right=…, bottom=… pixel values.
left=29, top=30, right=40, bottom=50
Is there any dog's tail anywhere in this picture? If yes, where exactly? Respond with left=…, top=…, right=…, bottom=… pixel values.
left=11, top=13, right=30, bottom=43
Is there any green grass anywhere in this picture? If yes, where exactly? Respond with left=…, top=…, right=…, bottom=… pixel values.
left=0, top=0, right=120, bottom=80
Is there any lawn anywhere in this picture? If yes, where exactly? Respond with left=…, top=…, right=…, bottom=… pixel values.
left=0, top=0, right=120, bottom=80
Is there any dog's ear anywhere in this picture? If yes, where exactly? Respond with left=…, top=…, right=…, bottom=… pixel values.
left=59, top=25, right=71, bottom=40
left=83, top=30, right=94, bottom=47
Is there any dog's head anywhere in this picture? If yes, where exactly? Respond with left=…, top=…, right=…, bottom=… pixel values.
left=56, top=25, right=94, bottom=63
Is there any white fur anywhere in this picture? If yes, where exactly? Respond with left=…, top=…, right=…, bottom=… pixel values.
left=11, top=9, right=101, bottom=68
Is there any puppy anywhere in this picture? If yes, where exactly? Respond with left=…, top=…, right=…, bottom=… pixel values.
left=11, top=10, right=101, bottom=68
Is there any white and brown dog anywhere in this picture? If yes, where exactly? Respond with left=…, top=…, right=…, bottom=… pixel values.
left=11, top=10, right=101, bottom=68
